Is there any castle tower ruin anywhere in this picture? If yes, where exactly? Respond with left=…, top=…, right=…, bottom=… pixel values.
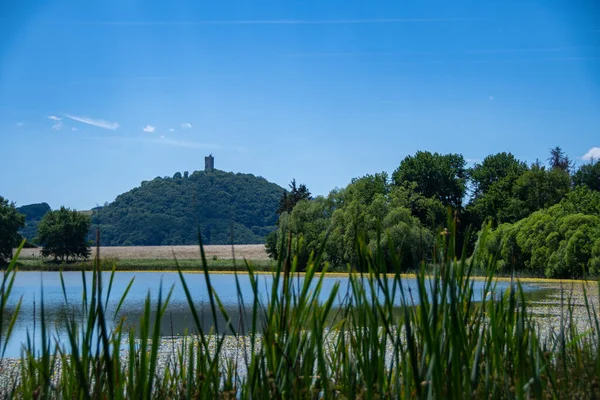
left=205, top=154, right=214, bottom=172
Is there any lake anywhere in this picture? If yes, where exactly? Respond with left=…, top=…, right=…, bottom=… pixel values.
left=1, top=271, right=534, bottom=358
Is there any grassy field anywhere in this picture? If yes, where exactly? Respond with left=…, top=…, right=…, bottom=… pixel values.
left=14, top=244, right=271, bottom=270
left=13, top=257, right=274, bottom=271
left=15, top=244, right=269, bottom=260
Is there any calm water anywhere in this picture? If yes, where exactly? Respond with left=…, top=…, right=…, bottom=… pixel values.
left=1, top=271, right=533, bottom=358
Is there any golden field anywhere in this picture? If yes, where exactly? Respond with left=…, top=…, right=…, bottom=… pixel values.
left=15, top=244, right=269, bottom=261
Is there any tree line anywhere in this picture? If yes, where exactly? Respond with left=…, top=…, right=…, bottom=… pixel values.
left=2, top=147, right=599, bottom=277
left=267, top=147, right=600, bottom=278
left=0, top=201, right=91, bottom=264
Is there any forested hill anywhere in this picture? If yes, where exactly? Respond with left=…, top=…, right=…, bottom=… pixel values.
left=16, top=202, right=51, bottom=241
left=91, top=170, right=284, bottom=245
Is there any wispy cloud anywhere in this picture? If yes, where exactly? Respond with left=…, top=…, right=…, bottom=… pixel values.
left=181, top=122, right=192, bottom=130
left=466, top=158, right=481, bottom=164
left=81, top=18, right=469, bottom=26
left=48, top=116, right=63, bottom=130
left=582, top=147, right=600, bottom=161
left=63, top=114, right=119, bottom=130
left=16, top=122, right=24, bottom=127
left=72, top=127, right=78, bottom=131
left=169, top=128, right=174, bottom=132
left=143, top=124, right=155, bottom=133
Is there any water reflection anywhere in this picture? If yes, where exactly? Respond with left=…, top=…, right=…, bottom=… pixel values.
left=2, top=271, right=531, bottom=357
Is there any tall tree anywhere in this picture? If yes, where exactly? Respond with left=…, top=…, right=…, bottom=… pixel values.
left=465, top=153, right=529, bottom=228
left=277, top=179, right=312, bottom=215
left=392, top=151, right=467, bottom=210
left=469, top=152, right=528, bottom=199
left=548, top=146, right=573, bottom=173
left=0, top=196, right=25, bottom=263
left=38, top=207, right=91, bottom=262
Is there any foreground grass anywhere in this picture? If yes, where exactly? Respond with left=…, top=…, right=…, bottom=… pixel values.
left=2, top=223, right=600, bottom=399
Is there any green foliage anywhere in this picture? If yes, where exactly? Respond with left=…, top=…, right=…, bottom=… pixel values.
left=559, top=185, right=600, bottom=215
left=548, top=145, right=573, bottom=172
left=392, top=151, right=467, bottom=210
left=91, top=169, right=284, bottom=245
left=38, top=206, right=92, bottom=261
left=0, top=196, right=25, bottom=263
left=513, top=164, right=571, bottom=214
left=15, top=202, right=51, bottom=243
left=469, top=152, right=528, bottom=198
left=276, top=178, right=312, bottom=215
left=272, top=173, right=434, bottom=271
left=485, top=187, right=600, bottom=278
left=285, top=196, right=335, bottom=266
left=389, top=183, right=446, bottom=228
left=265, top=149, right=592, bottom=278
left=466, top=152, right=528, bottom=227
left=573, top=159, right=600, bottom=192
left=264, top=230, right=279, bottom=260
left=466, top=159, right=571, bottom=228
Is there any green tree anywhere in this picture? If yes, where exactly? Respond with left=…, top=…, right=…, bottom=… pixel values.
left=483, top=188, right=600, bottom=278
left=38, top=207, right=92, bottom=262
left=0, top=196, right=25, bottom=263
left=389, top=182, right=446, bottom=228
left=269, top=172, right=434, bottom=272
left=286, top=197, right=334, bottom=267
left=277, top=179, right=312, bottom=215
left=465, top=153, right=529, bottom=228
left=560, top=185, right=600, bottom=215
left=265, top=230, right=279, bottom=260
left=469, top=152, right=528, bottom=199
left=573, top=159, right=600, bottom=192
left=548, top=146, right=573, bottom=173
left=392, top=151, right=467, bottom=210
left=513, top=164, right=571, bottom=214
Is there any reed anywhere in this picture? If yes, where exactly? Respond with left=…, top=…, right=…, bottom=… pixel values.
left=1, top=221, right=600, bottom=398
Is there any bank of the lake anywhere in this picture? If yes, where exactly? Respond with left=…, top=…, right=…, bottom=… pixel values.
left=12, top=257, right=275, bottom=271
left=9, top=256, right=600, bottom=284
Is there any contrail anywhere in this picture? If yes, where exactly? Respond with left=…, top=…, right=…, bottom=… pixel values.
left=76, top=18, right=471, bottom=26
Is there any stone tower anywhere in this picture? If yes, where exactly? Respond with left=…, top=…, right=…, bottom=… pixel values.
left=205, top=154, right=214, bottom=172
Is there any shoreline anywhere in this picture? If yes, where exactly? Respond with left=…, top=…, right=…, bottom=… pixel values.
left=8, top=260, right=599, bottom=284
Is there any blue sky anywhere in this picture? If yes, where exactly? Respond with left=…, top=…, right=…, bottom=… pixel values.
left=1, top=0, right=599, bottom=210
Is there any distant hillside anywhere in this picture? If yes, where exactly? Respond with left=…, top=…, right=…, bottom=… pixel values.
left=91, top=170, right=284, bottom=245
left=16, top=202, right=51, bottom=242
